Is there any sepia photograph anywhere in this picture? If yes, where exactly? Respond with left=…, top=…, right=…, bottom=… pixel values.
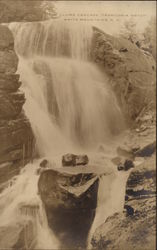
left=0, top=0, right=156, bottom=249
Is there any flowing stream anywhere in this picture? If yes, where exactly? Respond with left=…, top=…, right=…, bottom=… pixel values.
left=0, top=20, right=129, bottom=249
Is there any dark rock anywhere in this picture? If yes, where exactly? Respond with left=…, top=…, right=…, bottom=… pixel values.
left=135, top=41, right=141, bottom=48
left=36, top=159, right=49, bottom=175
left=124, top=205, right=134, bottom=216
left=62, top=153, right=89, bottom=167
left=40, top=159, right=48, bottom=168
left=125, top=195, right=129, bottom=201
left=62, top=153, right=76, bottom=166
left=126, top=188, right=155, bottom=198
left=124, top=159, right=134, bottom=171
left=75, top=154, right=89, bottom=165
left=119, top=47, right=128, bottom=52
left=117, top=159, right=134, bottom=171
left=134, top=141, right=156, bottom=157
left=92, top=29, right=156, bottom=122
left=38, top=168, right=99, bottom=249
left=126, top=156, right=156, bottom=200
left=131, top=146, right=140, bottom=153
left=117, top=164, right=124, bottom=171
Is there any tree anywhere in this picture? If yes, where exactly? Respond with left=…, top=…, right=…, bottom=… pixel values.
left=142, top=16, right=156, bottom=60
left=0, top=0, right=57, bottom=23
left=41, top=1, right=58, bottom=19
left=120, top=18, right=139, bottom=43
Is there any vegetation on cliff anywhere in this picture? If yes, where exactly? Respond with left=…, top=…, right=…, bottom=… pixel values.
left=0, top=0, right=56, bottom=23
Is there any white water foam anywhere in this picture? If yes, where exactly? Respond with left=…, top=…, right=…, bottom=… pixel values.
left=0, top=19, right=129, bottom=249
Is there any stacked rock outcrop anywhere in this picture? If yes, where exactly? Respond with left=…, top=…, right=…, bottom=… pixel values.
left=0, top=25, right=34, bottom=191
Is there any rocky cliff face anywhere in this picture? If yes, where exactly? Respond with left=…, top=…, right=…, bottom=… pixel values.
left=38, top=164, right=99, bottom=249
left=0, top=25, right=34, bottom=191
left=91, top=27, right=156, bottom=124
left=91, top=124, right=156, bottom=250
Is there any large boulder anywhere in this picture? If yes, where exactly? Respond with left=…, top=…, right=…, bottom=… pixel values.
left=91, top=27, right=156, bottom=123
left=0, top=25, right=14, bottom=50
left=134, top=141, right=156, bottom=157
left=38, top=167, right=99, bottom=249
left=62, top=153, right=89, bottom=167
left=117, top=159, right=134, bottom=171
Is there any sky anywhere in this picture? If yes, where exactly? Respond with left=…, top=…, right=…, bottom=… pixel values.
left=54, top=1, right=156, bottom=35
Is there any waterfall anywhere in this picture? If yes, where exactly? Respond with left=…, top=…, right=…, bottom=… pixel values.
left=0, top=20, right=128, bottom=249
left=0, top=162, right=59, bottom=249
left=10, top=20, right=124, bottom=157
left=10, top=20, right=93, bottom=60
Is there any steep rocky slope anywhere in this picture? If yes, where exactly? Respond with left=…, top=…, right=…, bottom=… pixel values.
left=0, top=0, right=54, bottom=191
left=91, top=27, right=156, bottom=124
left=0, top=25, right=34, bottom=191
left=91, top=118, right=156, bottom=250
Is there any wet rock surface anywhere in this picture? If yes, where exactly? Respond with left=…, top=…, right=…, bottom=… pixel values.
left=91, top=119, right=156, bottom=250
left=38, top=166, right=99, bottom=249
left=92, top=27, right=156, bottom=123
left=134, top=141, right=156, bottom=157
left=0, top=25, right=34, bottom=191
left=62, top=153, right=89, bottom=167
left=92, top=156, right=156, bottom=250
left=117, top=159, right=134, bottom=171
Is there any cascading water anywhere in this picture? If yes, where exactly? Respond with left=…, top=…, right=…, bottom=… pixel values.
left=10, top=20, right=124, bottom=156
left=0, top=20, right=129, bottom=249
left=0, top=161, right=59, bottom=249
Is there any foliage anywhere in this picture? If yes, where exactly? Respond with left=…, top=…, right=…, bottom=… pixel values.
left=120, top=18, right=139, bottom=43
left=142, top=16, right=156, bottom=59
left=120, top=17, right=156, bottom=60
left=41, top=1, right=58, bottom=19
left=0, top=0, right=57, bottom=23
